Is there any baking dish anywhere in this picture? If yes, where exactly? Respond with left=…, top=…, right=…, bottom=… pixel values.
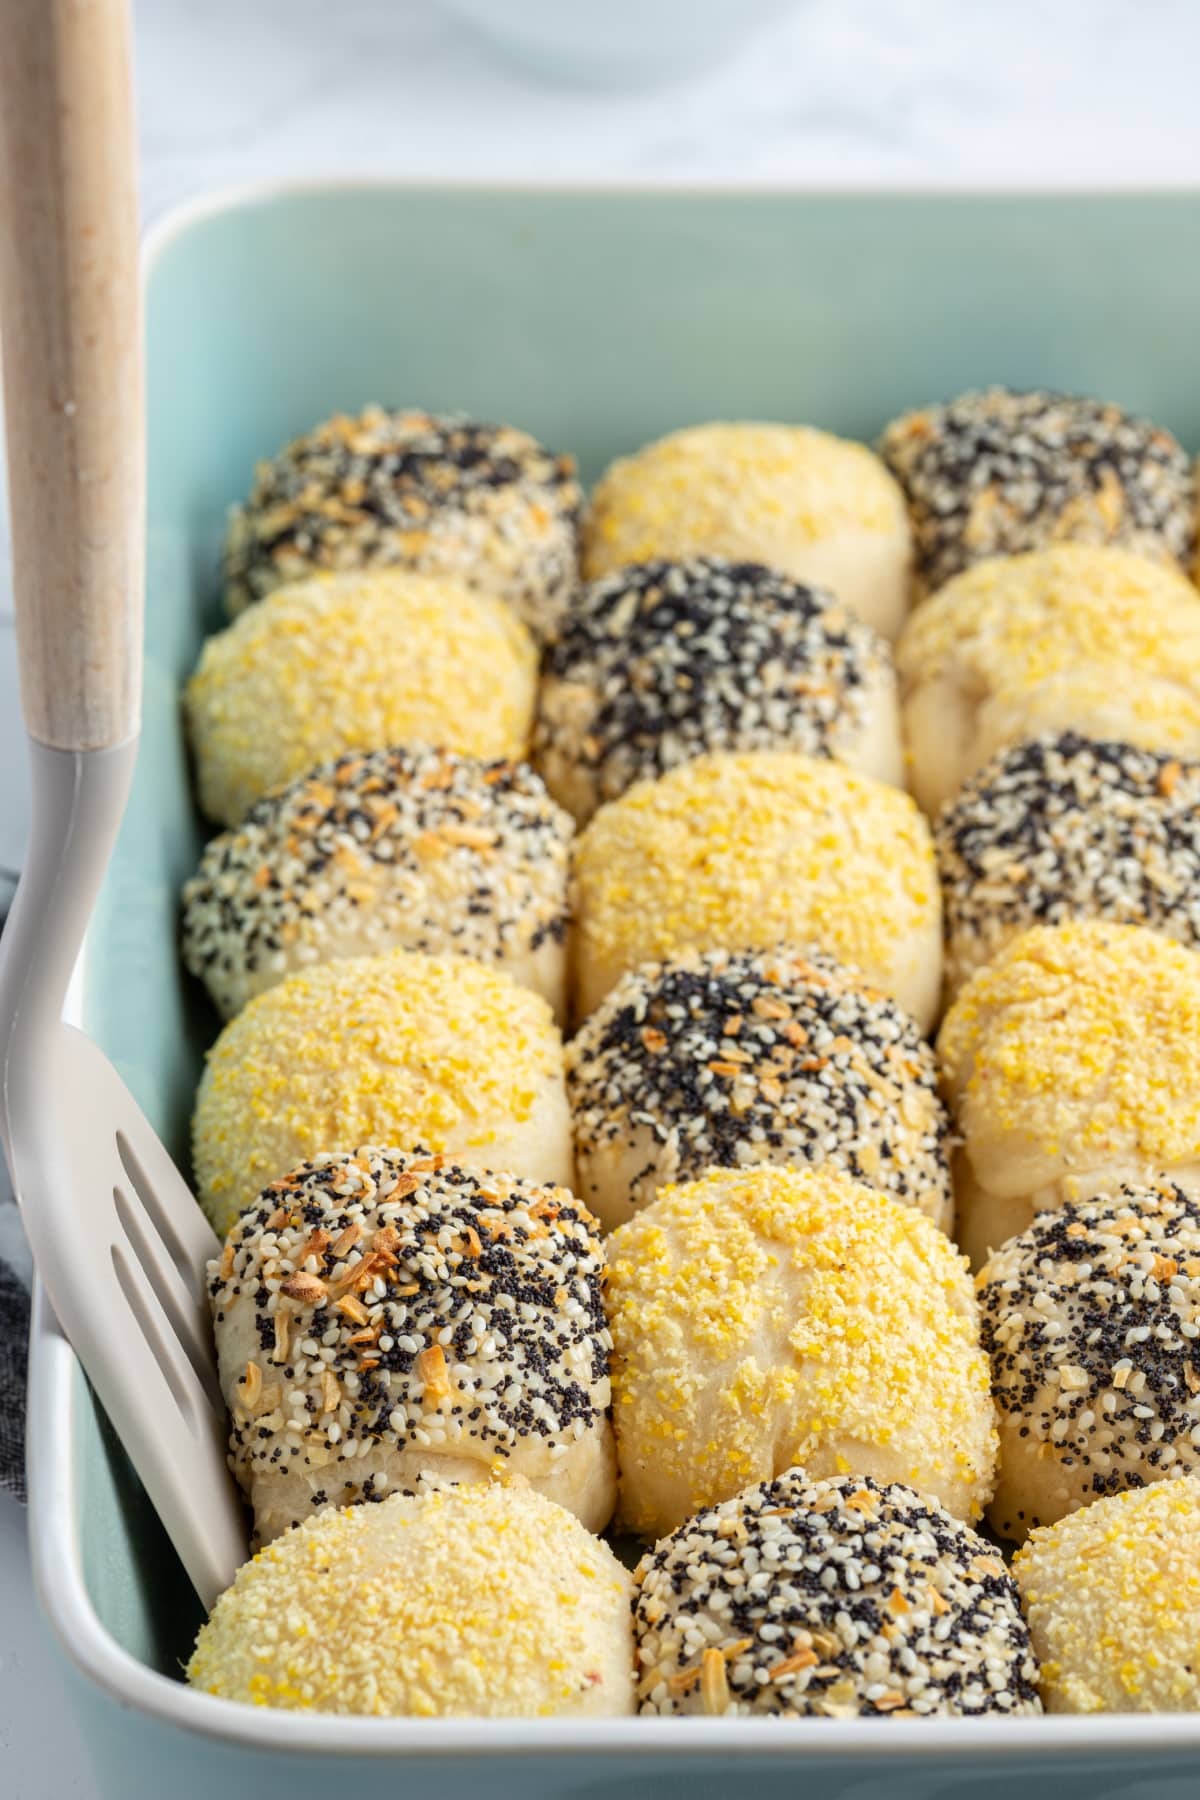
left=25, top=181, right=1200, bottom=1799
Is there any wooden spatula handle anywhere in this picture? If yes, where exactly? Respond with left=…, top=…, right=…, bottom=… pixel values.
left=0, top=0, right=143, bottom=752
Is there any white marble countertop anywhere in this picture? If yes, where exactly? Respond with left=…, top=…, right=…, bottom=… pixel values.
left=5, top=2, right=1200, bottom=1793
left=134, top=0, right=1200, bottom=216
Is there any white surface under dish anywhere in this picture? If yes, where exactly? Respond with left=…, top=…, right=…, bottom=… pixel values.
left=127, top=0, right=1200, bottom=223
left=0, top=1493, right=94, bottom=1800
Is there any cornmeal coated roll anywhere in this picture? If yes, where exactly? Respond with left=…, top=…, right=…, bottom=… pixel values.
left=192, top=949, right=572, bottom=1236
left=634, top=1471, right=1040, bottom=1718
left=582, top=423, right=913, bottom=639
left=937, top=731, right=1200, bottom=998
left=566, top=945, right=951, bottom=1233
left=979, top=1182, right=1200, bottom=1544
left=606, top=1165, right=996, bottom=1541
left=185, top=568, right=538, bottom=826
left=535, top=556, right=901, bottom=825
left=224, top=406, right=582, bottom=642
left=896, top=544, right=1200, bottom=817
left=181, top=744, right=572, bottom=1021
left=209, top=1148, right=614, bottom=1543
left=960, top=666, right=1200, bottom=777
left=570, top=751, right=942, bottom=1030
left=937, top=921, right=1200, bottom=1271
left=1014, top=1478, right=1200, bottom=1712
left=187, top=1483, right=634, bottom=1717
left=879, top=388, right=1196, bottom=597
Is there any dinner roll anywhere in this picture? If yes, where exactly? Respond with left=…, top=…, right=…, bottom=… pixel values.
left=535, top=556, right=901, bottom=824
left=896, top=544, right=1200, bottom=817
left=937, top=921, right=1200, bottom=1270
left=979, top=1182, right=1200, bottom=1543
left=937, top=732, right=1200, bottom=997
left=187, top=1483, right=634, bottom=1716
left=224, top=406, right=582, bottom=642
left=607, top=1165, right=995, bottom=1540
left=185, top=569, right=538, bottom=826
left=963, top=666, right=1200, bottom=776
left=570, top=751, right=941, bottom=1030
left=566, top=945, right=951, bottom=1233
left=880, top=388, right=1195, bottom=597
left=1015, top=1478, right=1200, bottom=1712
left=635, top=1471, right=1039, bottom=1718
left=582, top=423, right=913, bottom=638
left=182, top=744, right=572, bottom=1021
left=210, top=1148, right=613, bottom=1542
left=192, top=949, right=571, bottom=1236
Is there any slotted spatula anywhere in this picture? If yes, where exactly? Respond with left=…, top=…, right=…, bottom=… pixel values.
left=0, top=0, right=247, bottom=1607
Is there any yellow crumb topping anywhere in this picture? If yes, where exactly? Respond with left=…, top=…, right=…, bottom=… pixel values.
left=185, top=568, right=538, bottom=825
left=938, top=921, right=1200, bottom=1171
left=896, top=543, right=1200, bottom=696
left=193, top=949, right=565, bottom=1234
left=187, top=1484, right=634, bottom=1717
left=1014, top=1478, right=1200, bottom=1712
left=570, top=750, right=939, bottom=1020
left=582, top=422, right=907, bottom=579
left=606, top=1165, right=995, bottom=1539
left=980, top=666, right=1200, bottom=756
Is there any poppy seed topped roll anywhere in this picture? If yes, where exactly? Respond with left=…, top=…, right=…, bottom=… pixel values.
left=897, top=544, right=1200, bottom=817
left=582, top=423, right=913, bottom=638
left=181, top=744, right=573, bottom=1020
left=188, top=1484, right=635, bottom=1717
left=937, top=731, right=1200, bottom=997
left=224, top=406, right=582, bottom=642
left=534, top=556, right=901, bottom=825
left=1015, top=1478, right=1200, bottom=1712
left=938, top=921, right=1200, bottom=1270
left=880, top=388, right=1196, bottom=597
left=186, top=568, right=539, bottom=826
left=210, top=1148, right=614, bottom=1543
left=978, top=1182, right=1200, bottom=1544
left=566, top=945, right=951, bottom=1232
left=634, top=1471, right=1040, bottom=1718
left=607, top=1165, right=996, bottom=1540
left=192, top=949, right=572, bottom=1236
left=570, top=751, right=942, bottom=1029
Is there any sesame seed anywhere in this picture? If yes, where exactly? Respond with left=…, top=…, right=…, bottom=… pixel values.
left=880, top=387, right=1194, bottom=596
left=535, top=555, right=894, bottom=826
left=978, top=1181, right=1200, bottom=1538
left=224, top=405, right=582, bottom=644
left=937, top=731, right=1200, bottom=997
left=181, top=742, right=572, bottom=1020
left=634, top=1471, right=1039, bottom=1718
left=206, top=1148, right=612, bottom=1546
left=566, top=943, right=951, bottom=1231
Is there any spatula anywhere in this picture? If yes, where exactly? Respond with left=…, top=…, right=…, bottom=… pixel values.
left=0, top=0, right=247, bottom=1607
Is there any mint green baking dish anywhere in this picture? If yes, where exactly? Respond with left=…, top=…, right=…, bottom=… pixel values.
left=26, top=183, right=1200, bottom=1799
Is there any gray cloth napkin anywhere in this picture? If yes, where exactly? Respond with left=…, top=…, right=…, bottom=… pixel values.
left=0, top=1257, right=28, bottom=1502
left=0, top=868, right=29, bottom=1502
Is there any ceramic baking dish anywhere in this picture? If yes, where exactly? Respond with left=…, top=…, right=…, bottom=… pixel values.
left=25, top=182, right=1200, bottom=1800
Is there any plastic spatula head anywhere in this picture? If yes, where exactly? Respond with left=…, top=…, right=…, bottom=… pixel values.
left=0, top=0, right=246, bottom=1608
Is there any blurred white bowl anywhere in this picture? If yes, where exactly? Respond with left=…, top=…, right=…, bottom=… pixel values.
left=437, top=0, right=804, bottom=86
